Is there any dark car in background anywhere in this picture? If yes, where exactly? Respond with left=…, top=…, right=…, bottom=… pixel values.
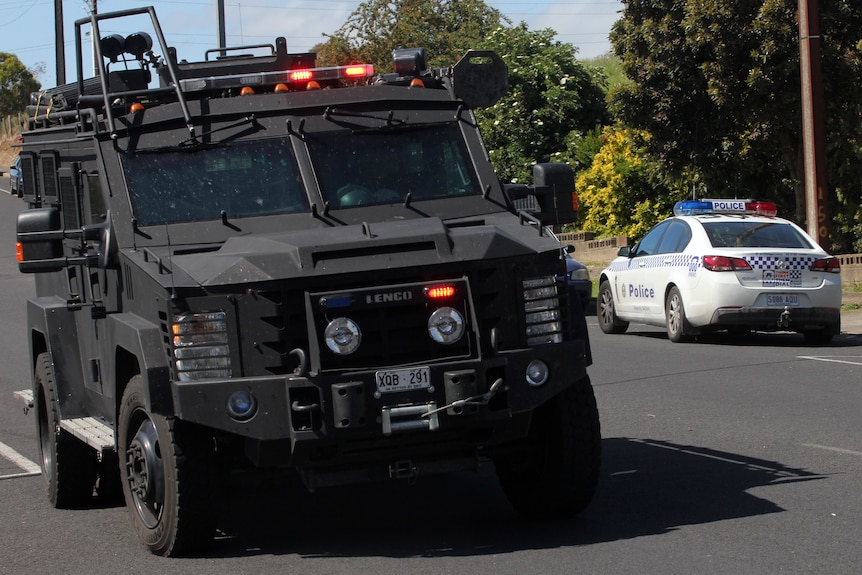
left=566, top=252, right=593, bottom=311
left=9, top=157, right=22, bottom=197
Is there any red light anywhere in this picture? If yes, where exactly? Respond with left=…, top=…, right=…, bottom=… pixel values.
left=426, top=285, right=456, bottom=299
left=571, top=191, right=579, bottom=211
left=703, top=255, right=752, bottom=272
left=744, top=201, right=778, bottom=217
left=290, top=70, right=313, bottom=82
left=345, top=65, right=374, bottom=77
left=810, top=257, right=840, bottom=273
left=240, top=86, right=255, bottom=95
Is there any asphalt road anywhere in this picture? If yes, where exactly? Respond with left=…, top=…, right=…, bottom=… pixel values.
left=1, top=188, right=860, bottom=574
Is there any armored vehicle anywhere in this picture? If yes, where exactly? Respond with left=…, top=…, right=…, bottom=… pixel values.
left=15, top=6, right=600, bottom=555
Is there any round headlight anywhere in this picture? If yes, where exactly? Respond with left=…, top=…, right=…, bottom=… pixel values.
left=324, top=317, right=362, bottom=355
left=226, top=390, right=257, bottom=421
left=428, top=307, right=465, bottom=344
left=525, top=360, right=549, bottom=387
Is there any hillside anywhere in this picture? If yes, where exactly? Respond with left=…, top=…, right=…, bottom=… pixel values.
left=1, top=133, right=19, bottom=171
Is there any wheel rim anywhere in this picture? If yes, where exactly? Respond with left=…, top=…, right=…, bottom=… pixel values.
left=125, top=412, right=165, bottom=529
left=667, top=293, right=682, bottom=335
left=599, top=290, right=615, bottom=326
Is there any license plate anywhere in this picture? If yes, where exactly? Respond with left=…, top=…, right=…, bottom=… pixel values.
left=767, top=294, right=800, bottom=307
left=375, top=367, right=431, bottom=394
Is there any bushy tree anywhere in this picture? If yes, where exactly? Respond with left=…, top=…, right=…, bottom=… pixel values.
left=317, top=0, right=506, bottom=70
left=610, top=0, right=862, bottom=250
left=0, top=53, right=40, bottom=117
left=475, top=24, right=609, bottom=183
left=576, top=127, right=683, bottom=239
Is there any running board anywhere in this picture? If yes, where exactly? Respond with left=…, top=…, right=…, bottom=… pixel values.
left=60, top=418, right=115, bottom=452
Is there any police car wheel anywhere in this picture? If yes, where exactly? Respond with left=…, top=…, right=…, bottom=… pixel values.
left=34, top=352, right=99, bottom=508
left=493, top=376, right=601, bottom=519
left=665, top=286, right=692, bottom=343
left=118, top=376, right=216, bottom=556
left=598, top=280, right=628, bottom=334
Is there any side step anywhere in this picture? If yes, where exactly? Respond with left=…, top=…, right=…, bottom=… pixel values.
left=14, top=389, right=115, bottom=452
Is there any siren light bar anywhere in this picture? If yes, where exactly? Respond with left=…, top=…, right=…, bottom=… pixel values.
left=178, top=63, right=375, bottom=93
left=673, top=199, right=778, bottom=217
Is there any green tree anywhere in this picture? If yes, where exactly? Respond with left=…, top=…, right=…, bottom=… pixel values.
left=576, top=127, right=683, bottom=239
left=475, top=24, right=609, bottom=183
left=610, top=0, right=862, bottom=250
left=0, top=52, right=40, bottom=117
left=318, top=0, right=506, bottom=70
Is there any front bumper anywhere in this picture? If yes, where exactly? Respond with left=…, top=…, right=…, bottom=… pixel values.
left=708, top=306, right=840, bottom=332
left=170, top=339, right=587, bottom=475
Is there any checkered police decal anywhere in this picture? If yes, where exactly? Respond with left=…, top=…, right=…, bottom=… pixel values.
left=745, top=255, right=815, bottom=287
left=604, top=254, right=696, bottom=273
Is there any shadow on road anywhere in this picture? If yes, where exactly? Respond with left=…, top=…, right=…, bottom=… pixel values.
left=204, top=436, right=823, bottom=558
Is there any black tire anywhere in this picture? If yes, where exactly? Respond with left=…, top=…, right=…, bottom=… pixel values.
left=118, top=376, right=216, bottom=556
left=803, top=327, right=835, bottom=345
left=34, top=352, right=98, bottom=508
left=665, top=286, right=692, bottom=343
left=597, top=280, right=628, bottom=334
left=494, top=376, right=601, bottom=519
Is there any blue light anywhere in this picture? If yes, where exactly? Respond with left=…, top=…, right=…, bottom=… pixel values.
left=319, top=295, right=354, bottom=309
left=673, top=200, right=714, bottom=216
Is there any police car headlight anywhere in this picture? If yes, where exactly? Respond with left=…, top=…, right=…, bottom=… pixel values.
left=428, top=307, right=465, bottom=344
left=171, top=311, right=232, bottom=381
left=525, top=360, right=549, bottom=387
left=324, top=317, right=362, bottom=355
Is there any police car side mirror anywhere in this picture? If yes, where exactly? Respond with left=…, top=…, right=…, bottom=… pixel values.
left=16, top=208, right=67, bottom=273
left=617, top=245, right=632, bottom=257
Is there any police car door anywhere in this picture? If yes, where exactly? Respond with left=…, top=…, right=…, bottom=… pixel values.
left=614, top=220, right=670, bottom=321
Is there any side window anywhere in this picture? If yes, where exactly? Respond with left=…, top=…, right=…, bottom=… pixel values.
left=633, top=220, right=671, bottom=257
left=657, top=220, right=692, bottom=253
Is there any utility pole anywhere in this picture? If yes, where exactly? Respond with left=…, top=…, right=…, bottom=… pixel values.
left=798, top=0, right=829, bottom=248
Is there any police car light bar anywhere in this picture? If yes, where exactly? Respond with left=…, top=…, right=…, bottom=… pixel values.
left=673, top=199, right=778, bottom=217
left=178, top=64, right=376, bottom=93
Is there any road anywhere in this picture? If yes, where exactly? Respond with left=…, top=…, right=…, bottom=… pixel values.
left=0, top=188, right=860, bottom=574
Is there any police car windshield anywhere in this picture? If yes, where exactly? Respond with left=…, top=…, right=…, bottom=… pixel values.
left=122, top=138, right=309, bottom=226
left=307, top=123, right=481, bottom=208
left=702, top=221, right=814, bottom=249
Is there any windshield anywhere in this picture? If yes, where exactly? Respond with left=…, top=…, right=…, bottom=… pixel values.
left=702, top=221, right=814, bottom=249
left=307, top=123, right=481, bottom=208
left=122, top=138, right=308, bottom=226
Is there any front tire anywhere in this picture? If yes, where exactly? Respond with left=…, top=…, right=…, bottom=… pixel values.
left=598, top=280, right=628, bottom=334
left=494, top=376, right=601, bottom=519
left=118, top=376, right=216, bottom=556
left=34, top=353, right=98, bottom=508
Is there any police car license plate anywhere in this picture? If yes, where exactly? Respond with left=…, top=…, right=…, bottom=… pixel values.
left=767, top=294, right=800, bottom=306
left=375, top=367, right=431, bottom=394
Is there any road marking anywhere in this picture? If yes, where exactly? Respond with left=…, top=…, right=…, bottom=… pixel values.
left=801, top=443, right=862, bottom=457
left=0, top=440, right=41, bottom=480
left=797, top=355, right=862, bottom=366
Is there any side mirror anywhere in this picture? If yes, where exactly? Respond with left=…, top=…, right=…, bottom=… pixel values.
left=531, top=163, right=578, bottom=226
left=82, top=212, right=118, bottom=270
left=617, top=245, right=631, bottom=257
left=16, top=208, right=66, bottom=273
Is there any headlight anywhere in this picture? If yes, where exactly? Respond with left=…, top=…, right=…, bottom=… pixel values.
left=171, top=311, right=231, bottom=381
left=523, top=276, right=563, bottom=345
left=324, top=317, right=362, bottom=355
left=569, top=268, right=590, bottom=281
left=427, top=307, right=465, bottom=344
left=525, top=360, right=549, bottom=386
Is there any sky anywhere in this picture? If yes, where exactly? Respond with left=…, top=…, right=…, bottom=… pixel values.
left=0, top=0, right=623, bottom=89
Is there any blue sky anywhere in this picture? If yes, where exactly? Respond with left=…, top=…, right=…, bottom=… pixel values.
left=1, top=0, right=623, bottom=89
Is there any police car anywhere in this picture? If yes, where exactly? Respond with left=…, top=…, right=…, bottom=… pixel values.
left=597, top=199, right=842, bottom=344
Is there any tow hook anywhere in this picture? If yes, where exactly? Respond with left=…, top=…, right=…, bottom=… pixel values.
left=777, top=306, right=792, bottom=329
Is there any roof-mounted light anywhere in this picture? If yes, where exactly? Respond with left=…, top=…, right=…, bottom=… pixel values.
left=673, top=199, right=778, bottom=217
left=177, top=63, right=376, bottom=93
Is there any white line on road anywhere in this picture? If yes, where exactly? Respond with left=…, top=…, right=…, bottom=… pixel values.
left=0, top=440, right=41, bottom=480
left=797, top=355, right=862, bottom=366
left=801, top=443, right=862, bottom=457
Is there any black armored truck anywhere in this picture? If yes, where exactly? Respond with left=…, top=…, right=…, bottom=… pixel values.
left=15, top=6, right=600, bottom=555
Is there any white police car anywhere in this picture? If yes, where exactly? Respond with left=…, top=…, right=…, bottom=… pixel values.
left=597, top=199, right=842, bottom=344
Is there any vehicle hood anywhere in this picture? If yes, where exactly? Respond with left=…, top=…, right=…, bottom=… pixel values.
left=161, top=216, right=556, bottom=286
